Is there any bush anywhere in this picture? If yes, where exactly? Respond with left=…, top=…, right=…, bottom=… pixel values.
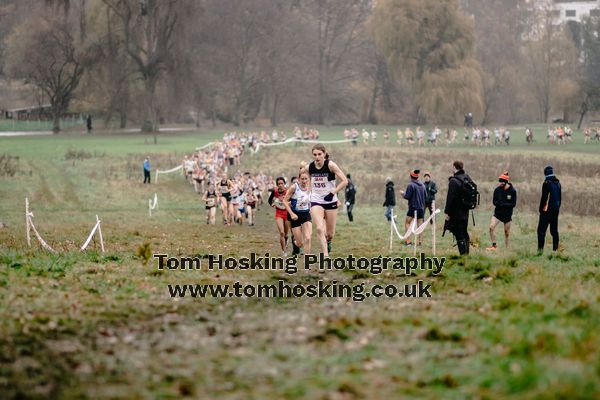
left=0, top=153, right=20, bottom=177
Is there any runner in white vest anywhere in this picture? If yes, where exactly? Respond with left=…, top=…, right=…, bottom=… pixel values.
left=284, top=167, right=312, bottom=255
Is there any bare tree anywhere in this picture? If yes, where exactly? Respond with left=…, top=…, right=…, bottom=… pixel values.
left=464, top=0, right=533, bottom=124
left=5, top=12, right=97, bottom=132
left=309, top=0, right=371, bottom=125
left=524, top=7, right=580, bottom=123
left=102, top=0, right=178, bottom=132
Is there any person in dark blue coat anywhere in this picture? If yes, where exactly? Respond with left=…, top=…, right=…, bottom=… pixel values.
left=400, top=169, right=426, bottom=245
left=537, top=165, right=561, bottom=253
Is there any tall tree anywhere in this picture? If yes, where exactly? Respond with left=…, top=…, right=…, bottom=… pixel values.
left=577, top=16, right=600, bottom=128
left=369, top=0, right=483, bottom=124
left=4, top=9, right=98, bottom=132
left=523, top=7, right=580, bottom=123
left=309, top=0, right=371, bottom=125
left=462, top=0, right=533, bottom=124
left=102, top=0, right=178, bottom=132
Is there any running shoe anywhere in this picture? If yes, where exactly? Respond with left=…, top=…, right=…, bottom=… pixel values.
left=327, top=241, right=332, bottom=254
left=292, top=242, right=300, bottom=255
left=485, top=246, right=497, bottom=251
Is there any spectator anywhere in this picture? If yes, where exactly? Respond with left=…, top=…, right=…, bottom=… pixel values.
left=486, top=172, right=517, bottom=250
left=423, top=172, right=438, bottom=224
left=383, top=177, right=396, bottom=222
left=537, top=166, right=561, bottom=254
left=345, top=173, right=356, bottom=222
left=400, top=169, right=426, bottom=245
left=143, top=156, right=151, bottom=184
left=444, top=160, right=472, bottom=255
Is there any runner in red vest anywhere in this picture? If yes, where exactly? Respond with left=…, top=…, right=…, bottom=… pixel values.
left=269, top=177, right=291, bottom=256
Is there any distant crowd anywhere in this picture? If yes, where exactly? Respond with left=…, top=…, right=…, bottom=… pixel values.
left=344, top=126, right=600, bottom=146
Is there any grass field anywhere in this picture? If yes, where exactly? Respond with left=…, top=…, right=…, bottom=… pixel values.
left=1, top=126, right=599, bottom=399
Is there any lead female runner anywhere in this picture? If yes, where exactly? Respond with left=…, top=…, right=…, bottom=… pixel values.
left=308, top=144, right=347, bottom=256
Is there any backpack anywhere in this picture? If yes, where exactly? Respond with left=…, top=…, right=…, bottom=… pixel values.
left=453, top=175, right=480, bottom=210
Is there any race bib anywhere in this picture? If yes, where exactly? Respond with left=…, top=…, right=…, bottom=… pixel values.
left=274, top=198, right=286, bottom=210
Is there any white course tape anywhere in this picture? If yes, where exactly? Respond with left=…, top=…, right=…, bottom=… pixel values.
left=26, top=198, right=105, bottom=253
left=25, top=198, right=31, bottom=247
left=26, top=197, right=56, bottom=252
left=252, top=138, right=295, bottom=153
left=149, top=193, right=158, bottom=216
left=299, top=138, right=355, bottom=144
left=81, top=221, right=100, bottom=251
left=412, top=209, right=441, bottom=235
left=26, top=215, right=56, bottom=253
left=389, top=209, right=441, bottom=249
left=157, top=164, right=183, bottom=174
left=390, top=213, right=417, bottom=241
left=252, top=138, right=354, bottom=153
left=195, top=142, right=217, bottom=151
left=155, top=164, right=183, bottom=183
left=81, top=215, right=105, bottom=252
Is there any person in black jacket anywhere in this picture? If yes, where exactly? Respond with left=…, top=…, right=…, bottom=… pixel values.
left=537, top=165, right=561, bottom=253
left=486, top=172, right=517, bottom=250
left=444, top=160, right=471, bottom=255
left=423, top=172, right=438, bottom=224
left=345, top=173, right=356, bottom=222
left=383, top=177, right=396, bottom=222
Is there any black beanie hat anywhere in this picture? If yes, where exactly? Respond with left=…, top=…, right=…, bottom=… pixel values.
left=544, top=166, right=554, bottom=177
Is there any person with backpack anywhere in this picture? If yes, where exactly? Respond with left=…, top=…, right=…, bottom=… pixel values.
left=486, top=172, right=517, bottom=251
left=444, top=160, right=479, bottom=255
left=537, top=166, right=561, bottom=254
left=345, top=173, right=356, bottom=222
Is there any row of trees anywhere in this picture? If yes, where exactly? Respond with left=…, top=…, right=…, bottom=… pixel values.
left=0, top=0, right=598, bottom=132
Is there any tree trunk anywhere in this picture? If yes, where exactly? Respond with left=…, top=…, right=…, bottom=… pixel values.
left=318, top=68, right=325, bottom=125
left=119, top=110, right=127, bottom=129
left=142, top=76, right=157, bottom=132
left=577, top=98, right=588, bottom=129
left=271, top=93, right=279, bottom=127
left=233, top=96, right=241, bottom=127
left=119, top=78, right=129, bottom=128
left=481, top=98, right=490, bottom=126
left=367, top=80, right=378, bottom=124
left=104, top=106, right=114, bottom=128
left=195, top=102, right=201, bottom=128
left=52, top=111, right=61, bottom=134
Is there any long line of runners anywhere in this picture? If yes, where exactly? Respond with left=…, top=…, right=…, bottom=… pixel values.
left=177, top=131, right=347, bottom=257
left=344, top=126, right=600, bottom=146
